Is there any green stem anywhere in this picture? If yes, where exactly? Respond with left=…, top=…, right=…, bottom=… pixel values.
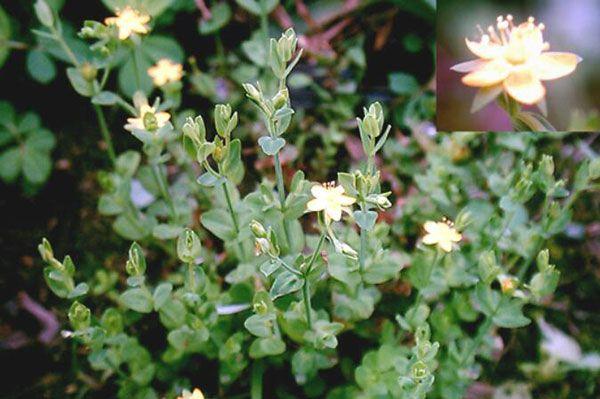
left=276, top=257, right=302, bottom=277
left=215, top=33, right=227, bottom=73
left=187, top=261, right=196, bottom=292
left=251, top=360, right=264, bottom=399
left=303, top=233, right=326, bottom=329
left=50, top=27, right=80, bottom=67
left=222, top=181, right=246, bottom=258
left=273, top=151, right=293, bottom=250
left=413, top=250, right=441, bottom=308
left=358, top=203, right=368, bottom=275
left=93, top=104, right=116, bottom=164
left=151, top=162, right=177, bottom=219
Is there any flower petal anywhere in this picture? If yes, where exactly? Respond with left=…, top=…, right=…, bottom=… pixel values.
left=462, top=59, right=511, bottom=87
left=327, top=206, right=342, bottom=222
left=306, top=198, right=325, bottom=212
left=534, top=52, right=581, bottom=81
left=465, top=38, right=504, bottom=60
left=504, top=68, right=546, bottom=105
left=422, top=233, right=437, bottom=245
left=423, top=221, right=439, bottom=234
left=311, top=184, right=327, bottom=199
left=439, top=240, right=453, bottom=252
left=450, top=59, right=488, bottom=73
left=338, top=194, right=356, bottom=206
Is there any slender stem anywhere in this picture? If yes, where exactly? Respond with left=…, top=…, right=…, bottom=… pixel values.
left=100, top=65, right=111, bottom=89
left=273, top=151, right=292, bottom=249
left=222, top=181, right=246, bottom=258
left=93, top=104, right=116, bottom=164
left=251, top=360, right=264, bottom=399
left=302, top=278, right=313, bottom=329
left=413, top=250, right=441, bottom=308
left=187, top=262, right=196, bottom=292
left=50, top=27, right=80, bottom=67
left=151, top=162, right=177, bottom=219
left=358, top=203, right=368, bottom=275
left=302, top=234, right=326, bottom=329
left=275, top=258, right=302, bottom=277
left=222, top=182, right=241, bottom=233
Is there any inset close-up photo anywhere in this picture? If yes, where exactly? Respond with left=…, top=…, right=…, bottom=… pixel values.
left=437, top=0, right=600, bottom=132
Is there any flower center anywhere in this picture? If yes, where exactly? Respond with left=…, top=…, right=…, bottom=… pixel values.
left=143, top=111, right=158, bottom=131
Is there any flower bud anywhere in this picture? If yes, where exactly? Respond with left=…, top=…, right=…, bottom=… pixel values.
left=250, top=220, right=268, bottom=238
left=539, top=154, right=555, bottom=176
left=272, top=88, right=289, bottom=110
left=212, top=138, right=224, bottom=162
left=177, top=228, right=202, bottom=264
left=498, top=274, right=518, bottom=295
left=536, top=249, right=550, bottom=271
left=374, top=194, right=392, bottom=209
left=80, top=62, right=98, bottom=82
left=276, top=28, right=298, bottom=63
left=411, top=360, right=429, bottom=381
left=243, top=83, right=261, bottom=102
left=182, top=116, right=206, bottom=143
left=214, top=104, right=238, bottom=138
left=340, top=242, right=358, bottom=260
left=38, top=238, right=54, bottom=262
left=125, top=242, right=146, bottom=276
left=68, top=301, right=91, bottom=331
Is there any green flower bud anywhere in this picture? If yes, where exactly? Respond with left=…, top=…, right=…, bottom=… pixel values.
left=182, top=116, right=206, bottom=143
left=276, top=28, right=298, bottom=63
left=411, top=360, right=429, bottom=381
left=214, top=104, right=238, bottom=138
left=536, top=249, right=550, bottom=271
left=125, top=242, right=146, bottom=276
left=272, top=88, right=289, bottom=110
left=250, top=220, right=268, bottom=238
left=243, top=83, right=261, bottom=102
left=539, top=154, right=555, bottom=176
left=68, top=301, right=91, bottom=331
left=38, top=238, right=54, bottom=262
left=177, top=228, right=202, bottom=264
left=80, top=62, right=98, bottom=82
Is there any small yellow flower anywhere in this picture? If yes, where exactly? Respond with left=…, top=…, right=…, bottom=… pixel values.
left=125, top=102, right=170, bottom=132
left=105, top=6, right=150, bottom=40
left=306, top=182, right=356, bottom=222
left=422, top=219, right=462, bottom=252
left=177, top=388, right=204, bottom=399
left=147, top=59, right=184, bottom=86
left=451, top=15, right=581, bottom=105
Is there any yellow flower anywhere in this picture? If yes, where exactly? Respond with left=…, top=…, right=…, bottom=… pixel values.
left=451, top=15, right=581, bottom=105
left=124, top=101, right=170, bottom=132
left=105, top=6, right=150, bottom=40
left=306, top=182, right=356, bottom=222
left=148, top=59, right=184, bottom=86
left=422, top=219, right=462, bottom=252
left=177, top=388, right=204, bottom=399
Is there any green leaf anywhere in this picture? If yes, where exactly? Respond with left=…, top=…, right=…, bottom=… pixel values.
left=258, top=136, right=285, bottom=155
left=269, top=270, right=303, bottom=300
left=92, top=91, right=120, bottom=106
left=475, top=283, right=500, bottom=316
left=244, top=314, right=274, bottom=338
left=43, top=267, right=71, bottom=298
left=26, top=50, right=56, bottom=84
left=0, top=147, right=22, bottom=183
left=159, top=298, right=187, bottom=329
left=22, top=146, right=52, bottom=184
left=0, top=5, right=11, bottom=68
left=493, top=299, right=531, bottom=328
left=388, top=72, right=419, bottom=95
left=201, top=209, right=236, bottom=240
left=153, top=282, right=172, bottom=311
left=236, top=0, right=278, bottom=15
left=353, top=210, right=377, bottom=231
left=241, top=31, right=268, bottom=67
left=25, top=128, right=55, bottom=151
left=34, top=0, right=54, bottom=27
left=197, top=171, right=225, bottom=187
left=115, top=150, right=141, bottom=177
left=249, top=337, right=285, bottom=358
left=152, top=223, right=183, bottom=240
left=66, top=67, right=94, bottom=97
left=222, top=138, right=243, bottom=181
left=68, top=282, right=89, bottom=298
left=113, top=214, right=152, bottom=240
left=199, top=2, right=231, bottom=35
left=120, top=288, right=153, bottom=313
